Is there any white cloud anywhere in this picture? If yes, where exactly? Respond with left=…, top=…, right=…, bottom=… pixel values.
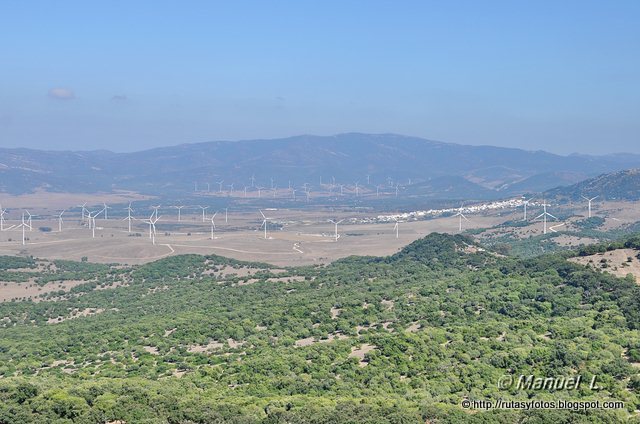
left=48, top=87, right=75, bottom=100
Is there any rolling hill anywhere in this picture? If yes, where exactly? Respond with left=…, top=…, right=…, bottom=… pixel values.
left=545, top=168, right=640, bottom=201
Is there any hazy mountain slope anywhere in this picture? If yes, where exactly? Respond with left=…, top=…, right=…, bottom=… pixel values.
left=545, top=168, right=640, bottom=201
left=2, top=133, right=640, bottom=198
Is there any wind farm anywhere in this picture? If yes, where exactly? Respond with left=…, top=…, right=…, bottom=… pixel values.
left=0, top=181, right=637, bottom=266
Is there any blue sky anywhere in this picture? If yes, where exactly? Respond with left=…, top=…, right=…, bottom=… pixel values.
left=1, top=1, right=638, bottom=154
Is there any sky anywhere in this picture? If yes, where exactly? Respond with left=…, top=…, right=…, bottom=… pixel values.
left=1, top=1, right=639, bottom=155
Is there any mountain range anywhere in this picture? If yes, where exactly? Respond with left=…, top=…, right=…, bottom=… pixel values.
left=2, top=133, right=640, bottom=200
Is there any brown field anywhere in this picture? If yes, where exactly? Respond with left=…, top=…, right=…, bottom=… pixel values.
left=0, top=196, right=637, bottom=267
left=0, top=207, right=505, bottom=266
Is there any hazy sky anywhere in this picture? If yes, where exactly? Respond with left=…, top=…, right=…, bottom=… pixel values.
left=1, top=1, right=639, bottom=154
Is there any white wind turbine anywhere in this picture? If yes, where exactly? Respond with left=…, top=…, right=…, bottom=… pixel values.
left=209, top=211, right=218, bottom=240
left=142, top=212, right=160, bottom=245
left=172, top=205, right=185, bottom=222
left=581, top=195, right=598, bottom=218
left=198, top=205, right=209, bottom=222
left=228, top=184, right=234, bottom=195
left=78, top=202, right=88, bottom=223
left=250, top=174, right=256, bottom=187
left=17, top=212, right=29, bottom=245
left=257, top=186, right=264, bottom=198
left=123, top=203, right=135, bottom=233
left=150, top=205, right=161, bottom=219
left=259, top=210, right=269, bottom=239
left=225, top=208, right=228, bottom=224
left=87, top=209, right=100, bottom=238
left=217, top=180, right=224, bottom=193
left=534, top=202, right=557, bottom=235
left=0, top=206, right=8, bottom=231
left=453, top=205, right=469, bottom=232
left=58, top=210, right=65, bottom=232
left=522, top=197, right=532, bottom=220
left=243, top=186, right=249, bottom=197
left=328, top=219, right=344, bottom=242
left=102, top=202, right=111, bottom=220
left=354, top=182, right=360, bottom=197
left=25, top=210, right=33, bottom=231
left=393, top=218, right=399, bottom=239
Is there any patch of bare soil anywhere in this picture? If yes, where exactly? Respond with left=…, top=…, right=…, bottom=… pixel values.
left=0, top=280, right=89, bottom=302
left=349, top=344, right=377, bottom=367
left=569, top=249, right=640, bottom=282
left=294, top=332, right=348, bottom=347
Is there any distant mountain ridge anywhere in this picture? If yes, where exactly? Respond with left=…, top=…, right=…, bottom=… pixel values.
left=2, top=133, right=640, bottom=199
left=545, top=168, right=640, bottom=201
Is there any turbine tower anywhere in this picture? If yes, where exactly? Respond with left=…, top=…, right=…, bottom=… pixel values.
left=581, top=195, right=598, bottom=218
left=210, top=211, right=218, bottom=240
left=198, top=205, right=209, bottom=222
left=453, top=205, right=469, bottom=232
left=217, top=180, right=224, bottom=193
left=17, top=212, right=28, bottom=245
left=25, top=210, right=33, bottom=231
left=102, top=202, right=111, bottom=220
left=393, top=218, right=399, bottom=239
left=259, top=210, right=269, bottom=239
left=534, top=202, right=557, bottom=235
left=58, top=210, right=65, bottom=232
left=142, top=212, right=160, bottom=245
left=522, top=197, right=532, bottom=221
left=172, top=205, right=185, bottom=222
left=328, top=219, right=344, bottom=242
left=0, top=206, right=7, bottom=231
left=123, top=203, right=135, bottom=233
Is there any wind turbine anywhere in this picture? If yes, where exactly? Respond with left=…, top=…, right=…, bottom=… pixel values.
left=328, top=219, right=344, bottom=242
left=259, top=210, right=269, bottom=239
left=366, top=174, right=371, bottom=185
left=243, top=186, right=248, bottom=197
left=123, top=203, right=135, bottom=233
left=453, top=205, right=469, bottom=232
left=355, top=182, right=360, bottom=197
left=0, top=206, right=7, bottom=231
left=78, top=202, right=88, bottom=223
left=581, top=195, right=598, bottom=218
left=257, top=186, right=264, bottom=198
left=393, top=218, right=399, bottom=239
left=150, top=205, right=161, bottom=219
left=228, top=184, right=234, bottom=195
left=25, top=210, right=33, bottom=231
left=87, top=209, right=100, bottom=238
left=198, top=205, right=209, bottom=222
left=172, top=205, right=185, bottom=222
left=102, top=202, right=111, bottom=220
left=142, top=212, right=160, bottom=245
left=376, top=185, right=383, bottom=197
left=217, top=180, right=224, bottom=193
left=225, top=208, right=228, bottom=223
left=534, top=202, right=557, bottom=235
left=209, top=211, right=218, bottom=240
left=17, top=212, right=28, bottom=245
left=250, top=174, right=256, bottom=187
left=522, top=197, right=532, bottom=220
left=58, top=210, right=65, bottom=232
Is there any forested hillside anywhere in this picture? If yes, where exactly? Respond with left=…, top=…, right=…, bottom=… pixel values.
left=0, top=234, right=639, bottom=423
